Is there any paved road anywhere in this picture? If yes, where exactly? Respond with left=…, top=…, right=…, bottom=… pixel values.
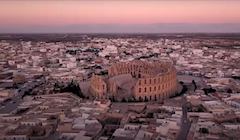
left=0, top=77, right=46, bottom=115
left=176, top=95, right=191, bottom=140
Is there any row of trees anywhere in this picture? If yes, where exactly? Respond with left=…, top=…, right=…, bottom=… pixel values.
left=137, top=53, right=159, bottom=60
left=203, top=87, right=232, bottom=95
left=169, top=81, right=188, bottom=98
left=22, top=89, right=35, bottom=98
left=192, top=80, right=197, bottom=91
left=202, top=88, right=216, bottom=95
left=66, top=48, right=102, bottom=55
left=54, top=82, right=86, bottom=99
left=109, top=96, right=158, bottom=103
left=110, top=96, right=141, bottom=103
left=110, top=96, right=130, bottom=102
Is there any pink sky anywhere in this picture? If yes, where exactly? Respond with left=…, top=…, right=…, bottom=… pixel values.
left=0, top=1, right=240, bottom=26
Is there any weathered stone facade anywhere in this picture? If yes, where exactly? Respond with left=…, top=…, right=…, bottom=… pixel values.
left=90, top=61, right=178, bottom=101
left=90, top=74, right=107, bottom=99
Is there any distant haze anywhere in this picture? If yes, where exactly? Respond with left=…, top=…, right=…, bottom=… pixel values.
left=0, top=1, right=240, bottom=33
left=1, top=23, right=240, bottom=34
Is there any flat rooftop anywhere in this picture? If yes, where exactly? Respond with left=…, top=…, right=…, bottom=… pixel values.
left=232, top=98, right=240, bottom=104
left=163, top=97, right=182, bottom=107
left=109, top=103, right=128, bottom=114
left=112, top=128, right=137, bottom=138
left=6, top=125, right=31, bottom=136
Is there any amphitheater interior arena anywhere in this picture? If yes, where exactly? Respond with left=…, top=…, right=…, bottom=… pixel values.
left=90, top=60, right=178, bottom=101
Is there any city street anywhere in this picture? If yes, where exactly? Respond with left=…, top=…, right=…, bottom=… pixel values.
left=0, top=77, right=45, bottom=115
left=176, top=95, right=191, bottom=140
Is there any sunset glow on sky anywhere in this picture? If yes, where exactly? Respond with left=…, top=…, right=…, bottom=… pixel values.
left=0, top=1, right=240, bottom=33
left=1, top=1, right=240, bottom=25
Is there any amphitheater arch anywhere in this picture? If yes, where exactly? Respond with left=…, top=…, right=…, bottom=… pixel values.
left=91, top=61, right=177, bottom=101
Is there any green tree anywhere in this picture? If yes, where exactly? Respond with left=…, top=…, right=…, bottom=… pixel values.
left=202, top=88, right=216, bottom=95
left=13, top=83, right=18, bottom=89
left=111, top=96, right=116, bottom=102
left=192, top=80, right=197, bottom=91
left=197, top=107, right=203, bottom=112
left=121, top=98, right=127, bottom=102
left=180, top=81, right=184, bottom=85
left=146, top=113, right=154, bottom=118
left=200, top=128, right=209, bottom=134
left=227, top=88, right=233, bottom=93
left=54, top=83, right=60, bottom=88
left=59, top=83, right=85, bottom=99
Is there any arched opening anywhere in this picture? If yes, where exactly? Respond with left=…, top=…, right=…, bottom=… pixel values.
left=139, top=97, right=142, bottom=101
left=150, top=96, right=152, bottom=101
left=145, top=96, right=148, bottom=102
left=155, top=95, right=157, bottom=101
left=138, top=73, right=141, bottom=78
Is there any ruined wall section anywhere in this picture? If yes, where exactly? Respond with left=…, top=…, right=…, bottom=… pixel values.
left=91, top=61, right=178, bottom=101
left=134, top=67, right=177, bottom=101
left=90, top=74, right=107, bottom=99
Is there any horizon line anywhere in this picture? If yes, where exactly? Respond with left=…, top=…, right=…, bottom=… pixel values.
left=1, top=32, right=240, bottom=35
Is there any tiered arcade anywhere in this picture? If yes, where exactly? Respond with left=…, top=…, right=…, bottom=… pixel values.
left=90, top=61, right=178, bottom=101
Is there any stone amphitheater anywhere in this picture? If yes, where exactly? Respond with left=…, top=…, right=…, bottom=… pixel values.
left=90, top=60, right=178, bottom=101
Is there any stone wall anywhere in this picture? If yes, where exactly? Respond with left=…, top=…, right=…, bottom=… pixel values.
left=90, top=61, right=177, bottom=101
left=134, top=68, right=177, bottom=101
left=90, top=74, right=107, bottom=99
